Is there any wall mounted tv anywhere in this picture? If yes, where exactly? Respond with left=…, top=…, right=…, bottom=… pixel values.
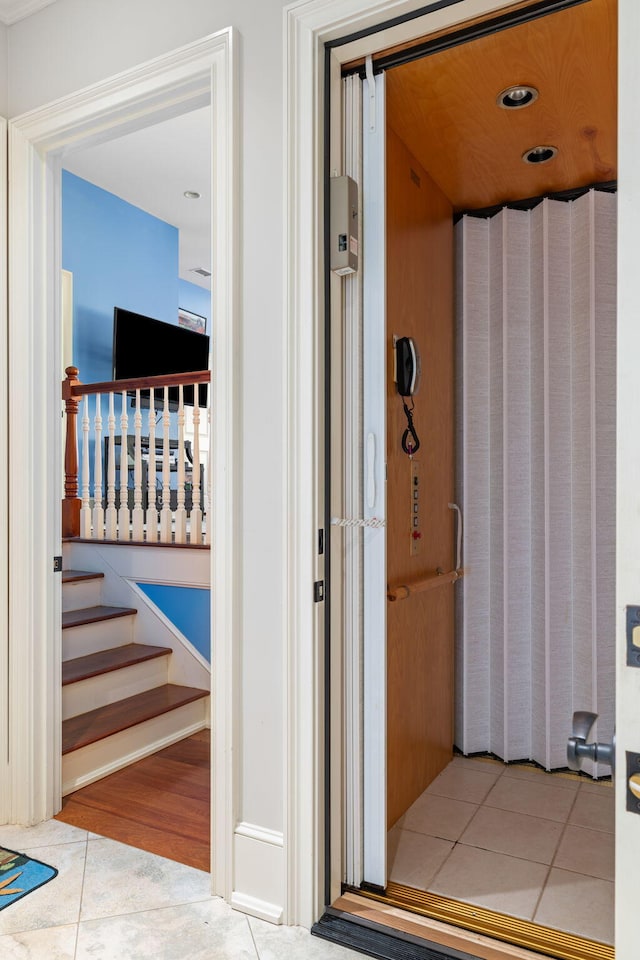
left=112, top=307, right=210, bottom=408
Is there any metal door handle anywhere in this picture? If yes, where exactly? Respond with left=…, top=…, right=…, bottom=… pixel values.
left=567, top=711, right=615, bottom=773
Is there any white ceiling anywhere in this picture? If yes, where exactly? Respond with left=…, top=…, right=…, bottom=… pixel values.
left=0, top=0, right=56, bottom=25
left=63, top=106, right=212, bottom=290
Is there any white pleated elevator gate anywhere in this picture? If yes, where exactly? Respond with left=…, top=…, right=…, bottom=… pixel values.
left=455, top=190, right=617, bottom=776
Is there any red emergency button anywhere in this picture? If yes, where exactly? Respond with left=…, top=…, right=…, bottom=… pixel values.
left=412, top=531, right=422, bottom=540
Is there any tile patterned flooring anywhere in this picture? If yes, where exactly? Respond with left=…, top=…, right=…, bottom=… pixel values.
left=0, top=821, right=361, bottom=960
left=388, top=755, right=614, bottom=946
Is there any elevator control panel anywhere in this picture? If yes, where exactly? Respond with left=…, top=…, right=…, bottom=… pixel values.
left=410, top=460, right=422, bottom=556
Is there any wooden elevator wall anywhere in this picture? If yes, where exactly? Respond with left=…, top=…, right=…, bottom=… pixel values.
left=386, top=125, right=456, bottom=829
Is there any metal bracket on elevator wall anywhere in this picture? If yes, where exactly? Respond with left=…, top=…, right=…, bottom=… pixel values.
left=314, top=580, right=325, bottom=603
left=626, top=605, right=640, bottom=666
left=53, top=556, right=62, bottom=573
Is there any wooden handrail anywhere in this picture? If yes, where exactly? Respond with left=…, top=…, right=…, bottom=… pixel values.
left=66, top=368, right=211, bottom=398
left=387, top=568, right=463, bottom=602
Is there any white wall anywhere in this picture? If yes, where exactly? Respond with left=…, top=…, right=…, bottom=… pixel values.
left=0, top=22, right=7, bottom=116
left=8, top=0, right=288, bottom=836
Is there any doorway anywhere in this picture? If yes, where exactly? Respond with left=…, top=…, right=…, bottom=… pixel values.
left=336, top=0, right=616, bottom=957
left=5, top=32, right=237, bottom=901
left=51, top=104, right=213, bottom=870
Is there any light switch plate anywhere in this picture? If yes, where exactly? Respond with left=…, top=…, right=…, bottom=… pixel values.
left=626, top=605, right=640, bottom=667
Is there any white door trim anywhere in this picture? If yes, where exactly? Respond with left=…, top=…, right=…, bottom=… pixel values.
left=362, top=69, right=387, bottom=890
left=616, top=4, right=640, bottom=957
left=0, top=117, right=8, bottom=826
left=5, top=30, right=239, bottom=901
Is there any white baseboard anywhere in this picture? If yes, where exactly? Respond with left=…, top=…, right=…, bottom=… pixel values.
left=231, top=891, right=283, bottom=924
left=232, top=825, right=285, bottom=924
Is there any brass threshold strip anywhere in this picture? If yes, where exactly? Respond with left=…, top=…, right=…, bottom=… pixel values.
left=349, top=882, right=613, bottom=960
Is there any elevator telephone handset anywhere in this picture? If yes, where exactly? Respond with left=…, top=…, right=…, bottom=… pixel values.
left=394, top=336, right=421, bottom=456
left=394, top=336, right=420, bottom=397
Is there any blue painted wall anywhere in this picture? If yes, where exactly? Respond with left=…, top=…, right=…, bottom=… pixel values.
left=61, top=170, right=210, bottom=383
left=136, top=583, right=211, bottom=663
left=62, top=170, right=179, bottom=385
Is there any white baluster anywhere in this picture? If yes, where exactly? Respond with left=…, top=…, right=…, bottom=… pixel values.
left=205, top=389, right=212, bottom=546
left=190, top=383, right=203, bottom=544
left=175, top=383, right=187, bottom=543
left=160, top=386, right=172, bottom=542
left=146, top=388, right=159, bottom=541
left=92, top=393, right=104, bottom=539
left=105, top=391, right=117, bottom=539
left=132, top=388, right=144, bottom=540
left=118, top=390, right=130, bottom=539
left=80, top=394, right=92, bottom=538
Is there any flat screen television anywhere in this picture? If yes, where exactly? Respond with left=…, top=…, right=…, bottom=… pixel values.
left=112, top=307, right=210, bottom=408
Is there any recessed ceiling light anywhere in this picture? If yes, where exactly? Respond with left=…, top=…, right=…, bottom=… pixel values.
left=497, top=85, right=539, bottom=109
left=522, top=145, right=558, bottom=164
left=183, top=190, right=201, bottom=199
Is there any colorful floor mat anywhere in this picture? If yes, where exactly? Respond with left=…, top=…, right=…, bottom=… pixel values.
left=0, top=847, right=58, bottom=911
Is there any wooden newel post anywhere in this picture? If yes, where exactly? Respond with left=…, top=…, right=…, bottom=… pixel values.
left=62, top=365, right=81, bottom=538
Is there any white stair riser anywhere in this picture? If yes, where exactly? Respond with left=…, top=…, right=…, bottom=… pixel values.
left=62, top=578, right=103, bottom=612
left=62, top=656, right=170, bottom=721
left=62, top=616, right=135, bottom=659
left=62, top=698, right=210, bottom=795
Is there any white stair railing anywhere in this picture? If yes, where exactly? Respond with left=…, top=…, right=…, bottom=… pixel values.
left=118, top=390, right=130, bottom=539
left=146, top=387, right=159, bottom=542
left=132, top=388, right=144, bottom=541
left=105, top=391, right=117, bottom=539
left=190, top=392, right=203, bottom=544
left=80, top=394, right=91, bottom=538
left=92, top=394, right=104, bottom=539
left=62, top=367, right=211, bottom=544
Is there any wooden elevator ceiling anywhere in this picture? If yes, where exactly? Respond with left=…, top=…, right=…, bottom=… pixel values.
left=384, top=0, right=617, bottom=212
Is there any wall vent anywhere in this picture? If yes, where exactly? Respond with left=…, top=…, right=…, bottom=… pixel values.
left=190, top=267, right=212, bottom=278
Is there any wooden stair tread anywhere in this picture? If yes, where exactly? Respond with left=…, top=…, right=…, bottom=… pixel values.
left=62, top=605, right=137, bottom=629
left=62, top=684, right=209, bottom=754
left=62, top=569, right=105, bottom=584
left=62, top=643, right=172, bottom=686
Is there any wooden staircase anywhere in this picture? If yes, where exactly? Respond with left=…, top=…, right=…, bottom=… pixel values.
left=61, top=568, right=210, bottom=795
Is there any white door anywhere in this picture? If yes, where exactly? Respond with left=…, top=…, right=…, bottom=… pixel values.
left=0, top=116, right=8, bottom=822
left=614, top=2, right=640, bottom=956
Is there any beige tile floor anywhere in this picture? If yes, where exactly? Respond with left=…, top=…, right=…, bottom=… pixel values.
left=0, top=821, right=361, bottom=960
left=388, top=756, right=615, bottom=945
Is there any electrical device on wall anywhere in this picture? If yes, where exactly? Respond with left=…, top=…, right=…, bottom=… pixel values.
left=394, top=335, right=423, bottom=555
left=330, top=175, right=359, bottom=275
left=394, top=335, right=421, bottom=454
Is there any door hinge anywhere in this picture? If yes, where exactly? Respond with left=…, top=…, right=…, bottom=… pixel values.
left=314, top=580, right=325, bottom=603
left=53, top=556, right=63, bottom=573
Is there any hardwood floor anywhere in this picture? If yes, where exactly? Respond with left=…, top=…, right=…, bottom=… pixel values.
left=56, top=730, right=210, bottom=872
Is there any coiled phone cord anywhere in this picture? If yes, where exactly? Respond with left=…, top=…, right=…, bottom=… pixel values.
left=401, top=398, right=420, bottom=456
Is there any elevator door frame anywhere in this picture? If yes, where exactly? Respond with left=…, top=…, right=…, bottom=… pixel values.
left=332, top=4, right=620, bottom=960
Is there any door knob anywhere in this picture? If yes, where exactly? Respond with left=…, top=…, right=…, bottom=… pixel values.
left=567, top=711, right=615, bottom=773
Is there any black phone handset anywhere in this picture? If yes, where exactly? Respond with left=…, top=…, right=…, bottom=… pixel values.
left=394, top=336, right=421, bottom=456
